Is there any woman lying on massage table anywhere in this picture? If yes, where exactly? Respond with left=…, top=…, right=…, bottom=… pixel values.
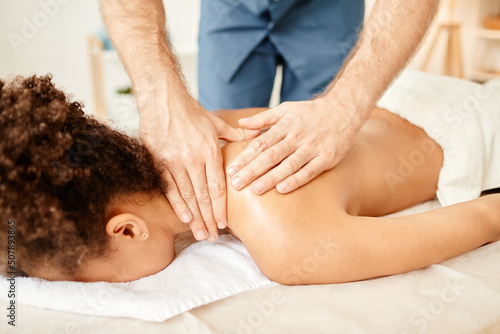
left=1, top=75, right=499, bottom=284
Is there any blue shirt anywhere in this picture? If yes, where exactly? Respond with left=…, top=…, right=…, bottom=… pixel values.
left=199, top=0, right=365, bottom=90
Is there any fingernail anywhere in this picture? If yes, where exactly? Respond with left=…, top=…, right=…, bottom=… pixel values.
left=239, top=118, right=249, bottom=124
left=277, top=182, right=288, bottom=193
left=181, top=213, right=191, bottom=223
left=217, top=221, right=227, bottom=229
left=232, top=177, right=242, bottom=189
left=196, top=230, right=207, bottom=240
left=227, top=165, right=238, bottom=176
left=207, top=233, right=217, bottom=242
left=253, top=181, right=264, bottom=194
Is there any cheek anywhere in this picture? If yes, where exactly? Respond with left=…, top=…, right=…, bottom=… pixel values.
left=71, top=237, right=177, bottom=282
left=117, top=250, right=174, bottom=282
left=155, top=247, right=175, bottom=272
left=144, top=238, right=176, bottom=276
left=115, top=236, right=177, bottom=282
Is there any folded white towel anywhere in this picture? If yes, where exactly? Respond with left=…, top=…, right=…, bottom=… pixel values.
left=0, top=234, right=275, bottom=322
left=378, top=71, right=500, bottom=206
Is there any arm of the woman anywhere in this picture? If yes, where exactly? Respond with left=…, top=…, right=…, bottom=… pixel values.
left=266, top=195, right=500, bottom=285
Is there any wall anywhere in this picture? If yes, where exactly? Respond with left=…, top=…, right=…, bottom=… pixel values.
left=0, top=0, right=102, bottom=111
left=365, top=0, right=481, bottom=76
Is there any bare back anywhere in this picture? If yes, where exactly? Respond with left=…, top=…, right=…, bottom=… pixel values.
left=215, top=108, right=443, bottom=254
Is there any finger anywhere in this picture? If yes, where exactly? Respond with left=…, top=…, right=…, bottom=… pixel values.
left=230, top=139, right=295, bottom=191
left=171, top=168, right=207, bottom=241
left=226, top=123, right=288, bottom=177
left=238, top=105, right=286, bottom=129
left=250, top=149, right=313, bottom=195
left=161, top=169, right=192, bottom=223
left=212, top=116, right=260, bottom=142
left=275, top=157, right=329, bottom=194
left=186, top=162, right=219, bottom=242
left=205, top=148, right=228, bottom=231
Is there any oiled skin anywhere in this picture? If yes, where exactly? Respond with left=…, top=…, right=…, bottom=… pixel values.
left=213, top=108, right=499, bottom=285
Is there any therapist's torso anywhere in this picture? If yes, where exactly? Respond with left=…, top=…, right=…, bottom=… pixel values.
left=199, top=0, right=365, bottom=89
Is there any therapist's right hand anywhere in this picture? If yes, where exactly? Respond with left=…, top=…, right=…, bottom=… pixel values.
left=139, top=94, right=260, bottom=242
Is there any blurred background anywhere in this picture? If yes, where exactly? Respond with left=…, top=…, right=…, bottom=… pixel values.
left=0, top=0, right=499, bottom=133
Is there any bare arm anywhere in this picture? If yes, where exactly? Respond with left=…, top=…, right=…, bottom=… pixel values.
left=272, top=194, right=500, bottom=285
left=320, top=0, right=441, bottom=133
left=230, top=0, right=440, bottom=195
left=101, top=0, right=187, bottom=115
left=101, top=0, right=259, bottom=242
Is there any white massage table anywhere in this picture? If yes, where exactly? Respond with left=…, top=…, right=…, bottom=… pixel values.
left=2, top=199, right=500, bottom=334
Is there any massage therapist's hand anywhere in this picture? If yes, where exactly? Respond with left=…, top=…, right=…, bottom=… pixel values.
left=227, top=98, right=362, bottom=195
left=225, top=0, right=441, bottom=195
left=140, top=94, right=259, bottom=241
left=102, top=0, right=258, bottom=242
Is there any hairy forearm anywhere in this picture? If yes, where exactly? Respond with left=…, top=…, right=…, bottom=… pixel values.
left=322, top=0, right=440, bottom=131
left=101, top=0, right=190, bottom=114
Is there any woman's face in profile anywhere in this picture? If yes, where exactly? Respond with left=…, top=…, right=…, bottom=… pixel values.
left=36, top=194, right=180, bottom=283
left=75, top=240, right=177, bottom=283
left=35, top=237, right=176, bottom=283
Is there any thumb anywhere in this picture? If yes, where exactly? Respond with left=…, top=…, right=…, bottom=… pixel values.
left=238, top=106, right=286, bottom=129
left=212, top=117, right=260, bottom=142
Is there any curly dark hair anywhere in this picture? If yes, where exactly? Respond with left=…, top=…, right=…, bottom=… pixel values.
left=0, top=75, right=163, bottom=279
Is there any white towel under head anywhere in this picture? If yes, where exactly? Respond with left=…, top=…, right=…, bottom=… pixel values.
left=2, top=235, right=276, bottom=322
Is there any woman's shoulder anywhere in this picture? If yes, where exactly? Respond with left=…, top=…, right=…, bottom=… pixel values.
left=221, top=139, right=252, bottom=168
left=221, top=138, right=285, bottom=226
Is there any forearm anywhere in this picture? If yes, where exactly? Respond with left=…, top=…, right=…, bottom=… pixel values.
left=322, top=0, right=440, bottom=132
left=101, top=0, right=190, bottom=115
left=281, top=196, right=499, bottom=285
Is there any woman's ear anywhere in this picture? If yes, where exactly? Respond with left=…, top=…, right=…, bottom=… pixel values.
left=106, top=213, right=150, bottom=241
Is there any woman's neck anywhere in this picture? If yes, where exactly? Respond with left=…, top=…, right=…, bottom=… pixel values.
left=153, top=194, right=191, bottom=236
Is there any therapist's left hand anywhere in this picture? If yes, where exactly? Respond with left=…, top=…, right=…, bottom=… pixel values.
left=226, top=97, right=363, bottom=194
